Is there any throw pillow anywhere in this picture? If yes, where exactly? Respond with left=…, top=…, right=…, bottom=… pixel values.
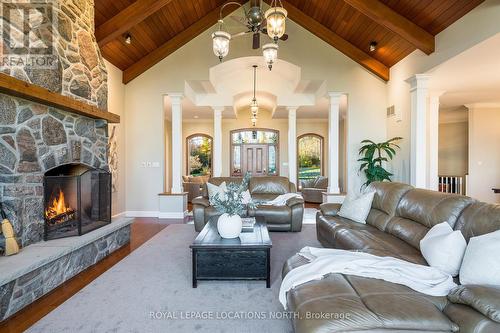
left=337, top=190, right=376, bottom=224
left=207, top=182, right=226, bottom=202
left=420, top=222, right=467, bottom=276
left=460, top=230, right=500, bottom=285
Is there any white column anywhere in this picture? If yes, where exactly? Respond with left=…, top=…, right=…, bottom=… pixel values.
left=406, top=74, right=430, bottom=188
left=428, top=91, right=445, bottom=190
left=170, top=93, right=183, bottom=193
left=287, top=107, right=298, bottom=186
left=212, top=106, right=223, bottom=177
left=327, top=92, right=342, bottom=194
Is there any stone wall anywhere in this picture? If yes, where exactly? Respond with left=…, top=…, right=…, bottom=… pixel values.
left=0, top=0, right=109, bottom=247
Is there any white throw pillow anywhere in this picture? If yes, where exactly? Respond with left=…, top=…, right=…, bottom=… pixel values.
left=420, top=222, right=467, bottom=277
left=460, top=230, right=500, bottom=285
left=241, top=190, right=252, bottom=205
left=337, top=190, right=376, bottom=224
left=207, top=182, right=226, bottom=202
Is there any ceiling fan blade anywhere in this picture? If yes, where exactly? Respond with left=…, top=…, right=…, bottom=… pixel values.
left=229, top=16, right=249, bottom=27
left=232, top=31, right=251, bottom=38
left=253, top=33, right=260, bottom=49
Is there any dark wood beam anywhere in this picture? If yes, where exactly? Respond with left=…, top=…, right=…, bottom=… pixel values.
left=271, top=0, right=389, bottom=81
left=123, top=0, right=246, bottom=84
left=96, top=0, right=175, bottom=47
left=0, top=73, right=120, bottom=123
left=343, top=0, right=435, bottom=55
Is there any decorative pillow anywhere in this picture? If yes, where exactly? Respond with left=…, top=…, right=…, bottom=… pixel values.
left=420, top=222, right=467, bottom=276
left=460, top=230, right=500, bottom=285
left=337, top=190, right=376, bottom=224
left=207, top=182, right=226, bottom=202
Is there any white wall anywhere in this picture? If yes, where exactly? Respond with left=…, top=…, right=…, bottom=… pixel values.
left=124, top=17, right=387, bottom=212
left=438, top=121, right=468, bottom=177
left=468, top=106, right=500, bottom=204
left=105, top=60, right=126, bottom=216
left=386, top=0, right=500, bottom=183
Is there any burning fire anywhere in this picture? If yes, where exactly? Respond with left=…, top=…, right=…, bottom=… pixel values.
left=45, top=189, right=74, bottom=221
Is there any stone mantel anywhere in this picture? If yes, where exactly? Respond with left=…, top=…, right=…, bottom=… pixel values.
left=0, top=73, right=119, bottom=123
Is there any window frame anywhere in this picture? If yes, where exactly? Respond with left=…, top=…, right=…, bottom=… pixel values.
left=297, top=133, right=324, bottom=184
left=186, top=133, right=213, bottom=177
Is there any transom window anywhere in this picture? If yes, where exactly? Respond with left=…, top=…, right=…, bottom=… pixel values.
left=186, top=134, right=212, bottom=176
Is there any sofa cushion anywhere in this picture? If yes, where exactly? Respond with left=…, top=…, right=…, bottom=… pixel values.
left=251, top=205, right=291, bottom=224
left=448, top=285, right=500, bottom=323
left=386, top=189, right=475, bottom=249
left=365, top=182, right=413, bottom=230
left=454, top=202, right=500, bottom=241
left=287, top=273, right=456, bottom=333
left=313, top=176, right=328, bottom=189
left=249, top=176, right=290, bottom=195
left=203, top=177, right=242, bottom=197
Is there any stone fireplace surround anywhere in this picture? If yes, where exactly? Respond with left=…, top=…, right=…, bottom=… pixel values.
left=0, top=0, right=131, bottom=322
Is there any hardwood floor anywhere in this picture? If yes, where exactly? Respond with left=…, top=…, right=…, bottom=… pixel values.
left=0, top=218, right=170, bottom=333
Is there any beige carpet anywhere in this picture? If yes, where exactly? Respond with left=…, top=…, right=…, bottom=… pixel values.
left=28, top=224, right=320, bottom=333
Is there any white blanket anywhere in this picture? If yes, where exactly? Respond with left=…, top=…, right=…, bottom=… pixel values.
left=279, top=247, right=457, bottom=309
left=264, top=193, right=302, bottom=206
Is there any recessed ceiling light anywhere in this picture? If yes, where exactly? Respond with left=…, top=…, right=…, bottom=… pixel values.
left=194, top=115, right=199, bottom=119
left=369, top=41, right=377, bottom=52
left=124, top=34, right=132, bottom=45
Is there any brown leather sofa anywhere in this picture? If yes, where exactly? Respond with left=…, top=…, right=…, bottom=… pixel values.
left=192, top=176, right=304, bottom=232
left=300, top=176, right=328, bottom=203
left=283, top=181, right=500, bottom=333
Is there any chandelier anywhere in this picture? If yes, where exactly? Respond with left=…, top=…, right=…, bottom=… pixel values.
left=212, top=0, right=288, bottom=70
left=250, top=65, right=258, bottom=127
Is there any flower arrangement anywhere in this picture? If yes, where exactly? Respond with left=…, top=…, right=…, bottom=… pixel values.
left=210, top=172, right=256, bottom=216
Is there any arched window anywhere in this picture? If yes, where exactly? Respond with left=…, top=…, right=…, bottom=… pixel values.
left=230, top=129, right=279, bottom=176
left=297, top=134, right=324, bottom=182
left=186, top=134, right=212, bottom=176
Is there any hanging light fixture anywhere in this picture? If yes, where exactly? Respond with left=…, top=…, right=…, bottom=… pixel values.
left=262, top=43, right=278, bottom=70
left=212, top=20, right=231, bottom=62
left=250, top=65, right=259, bottom=127
left=265, top=0, right=287, bottom=42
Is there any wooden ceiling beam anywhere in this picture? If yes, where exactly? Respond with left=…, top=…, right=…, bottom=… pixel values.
left=268, top=0, right=389, bottom=81
left=122, top=0, right=246, bottom=84
left=96, top=0, right=175, bottom=47
left=343, top=0, right=435, bottom=55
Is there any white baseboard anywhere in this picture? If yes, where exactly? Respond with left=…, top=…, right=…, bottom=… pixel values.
left=112, top=212, right=126, bottom=218
left=125, top=211, right=160, bottom=218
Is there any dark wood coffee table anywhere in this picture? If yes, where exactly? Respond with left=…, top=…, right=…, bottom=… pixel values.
left=190, top=216, right=272, bottom=288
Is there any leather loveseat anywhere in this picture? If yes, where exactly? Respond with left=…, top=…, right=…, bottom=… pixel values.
left=192, top=176, right=304, bottom=232
left=283, top=181, right=500, bottom=333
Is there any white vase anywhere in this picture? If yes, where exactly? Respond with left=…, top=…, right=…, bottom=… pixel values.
left=217, top=213, right=242, bottom=239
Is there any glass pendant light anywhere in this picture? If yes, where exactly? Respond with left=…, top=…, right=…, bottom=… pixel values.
left=250, top=65, right=259, bottom=126
left=262, top=43, right=278, bottom=70
left=265, top=0, right=287, bottom=42
left=212, top=20, right=231, bottom=62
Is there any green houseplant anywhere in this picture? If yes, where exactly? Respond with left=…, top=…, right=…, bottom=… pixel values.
left=358, top=137, right=402, bottom=188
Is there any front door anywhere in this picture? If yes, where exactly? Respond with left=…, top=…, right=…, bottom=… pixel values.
left=242, top=145, right=268, bottom=176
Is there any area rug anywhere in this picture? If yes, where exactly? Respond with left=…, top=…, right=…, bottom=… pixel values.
left=28, top=224, right=320, bottom=333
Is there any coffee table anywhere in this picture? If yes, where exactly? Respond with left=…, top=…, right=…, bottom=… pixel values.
left=190, top=216, right=272, bottom=288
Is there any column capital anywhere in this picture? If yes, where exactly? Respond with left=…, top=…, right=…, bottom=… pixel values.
left=211, top=106, right=225, bottom=113
left=405, top=74, right=431, bottom=90
left=286, top=106, right=299, bottom=111
left=328, top=92, right=343, bottom=105
left=429, top=90, right=446, bottom=99
left=168, top=93, right=183, bottom=105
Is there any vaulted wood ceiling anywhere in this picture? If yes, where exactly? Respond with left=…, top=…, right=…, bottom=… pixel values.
left=94, top=0, right=484, bottom=84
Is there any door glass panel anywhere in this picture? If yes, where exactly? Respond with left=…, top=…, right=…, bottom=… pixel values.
left=233, top=146, right=241, bottom=175
left=232, top=130, right=278, bottom=144
left=268, top=146, right=277, bottom=175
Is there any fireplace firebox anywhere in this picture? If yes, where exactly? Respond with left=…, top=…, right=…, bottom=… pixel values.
left=44, top=164, right=112, bottom=241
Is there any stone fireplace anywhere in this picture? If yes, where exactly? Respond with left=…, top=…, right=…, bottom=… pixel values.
left=0, top=0, right=109, bottom=247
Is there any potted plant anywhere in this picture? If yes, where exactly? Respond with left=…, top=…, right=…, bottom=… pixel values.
left=358, top=137, right=402, bottom=188
left=210, top=172, right=256, bottom=238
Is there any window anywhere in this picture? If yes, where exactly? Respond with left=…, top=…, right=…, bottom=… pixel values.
left=297, top=134, right=323, bottom=182
left=186, top=134, right=212, bottom=176
left=231, top=129, right=279, bottom=176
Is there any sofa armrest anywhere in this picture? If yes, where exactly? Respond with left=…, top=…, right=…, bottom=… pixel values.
left=320, top=203, right=342, bottom=217
left=286, top=196, right=304, bottom=207
left=448, top=285, right=500, bottom=323
left=192, top=197, right=210, bottom=207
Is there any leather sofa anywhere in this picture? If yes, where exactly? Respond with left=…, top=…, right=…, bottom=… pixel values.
left=192, top=176, right=304, bottom=232
left=300, top=176, right=328, bottom=203
left=283, top=181, right=500, bottom=333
